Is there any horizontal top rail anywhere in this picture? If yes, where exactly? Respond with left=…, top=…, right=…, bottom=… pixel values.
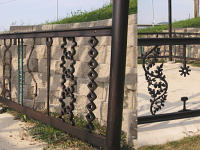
left=138, top=38, right=200, bottom=46
left=138, top=32, right=200, bottom=36
left=0, top=26, right=112, bottom=39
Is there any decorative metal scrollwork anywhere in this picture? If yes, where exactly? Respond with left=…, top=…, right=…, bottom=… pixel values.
left=179, top=65, right=191, bottom=77
left=59, top=37, right=68, bottom=122
left=2, top=39, right=12, bottom=100
left=143, top=46, right=168, bottom=115
left=86, top=36, right=98, bottom=131
left=27, top=38, right=38, bottom=109
left=65, top=37, right=77, bottom=126
left=58, top=37, right=77, bottom=125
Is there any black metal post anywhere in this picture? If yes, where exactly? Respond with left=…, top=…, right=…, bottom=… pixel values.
left=46, top=38, right=53, bottom=116
left=168, top=0, right=172, bottom=61
left=105, top=0, right=130, bottom=150
left=183, top=44, right=186, bottom=68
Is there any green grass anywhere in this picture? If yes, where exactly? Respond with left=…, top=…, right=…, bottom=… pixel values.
left=49, top=0, right=137, bottom=24
left=139, top=17, right=200, bottom=33
left=139, top=135, right=200, bottom=150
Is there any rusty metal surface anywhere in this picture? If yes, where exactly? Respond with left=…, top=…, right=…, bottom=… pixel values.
left=0, top=97, right=105, bottom=148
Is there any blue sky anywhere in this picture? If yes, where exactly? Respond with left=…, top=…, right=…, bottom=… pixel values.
left=0, top=0, right=109, bottom=31
left=138, top=0, right=194, bottom=24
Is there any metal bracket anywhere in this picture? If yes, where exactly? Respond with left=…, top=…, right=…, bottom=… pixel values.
left=179, top=97, right=190, bottom=112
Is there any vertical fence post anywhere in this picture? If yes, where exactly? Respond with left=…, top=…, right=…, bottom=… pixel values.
left=21, top=39, right=24, bottom=106
left=46, top=38, right=53, bottom=116
left=105, top=0, right=130, bottom=150
left=17, top=39, right=20, bottom=104
left=183, top=44, right=186, bottom=68
left=168, top=0, right=172, bottom=61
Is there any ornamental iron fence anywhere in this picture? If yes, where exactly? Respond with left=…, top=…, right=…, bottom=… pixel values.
left=138, top=36, right=200, bottom=124
left=0, top=0, right=131, bottom=150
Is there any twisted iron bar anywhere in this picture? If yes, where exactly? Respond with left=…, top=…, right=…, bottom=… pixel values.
left=59, top=37, right=67, bottom=122
left=86, top=36, right=98, bottom=131
left=27, top=38, right=38, bottom=110
left=2, top=39, right=12, bottom=100
left=65, top=37, right=77, bottom=126
left=143, top=46, right=168, bottom=115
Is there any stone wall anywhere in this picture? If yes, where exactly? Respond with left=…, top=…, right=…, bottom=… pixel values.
left=0, top=14, right=137, bottom=147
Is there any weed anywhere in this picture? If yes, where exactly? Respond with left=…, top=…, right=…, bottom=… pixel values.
left=1, top=106, right=132, bottom=150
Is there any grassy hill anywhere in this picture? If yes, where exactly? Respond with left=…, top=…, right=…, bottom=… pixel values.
left=50, top=0, right=137, bottom=24
left=139, top=17, right=200, bottom=33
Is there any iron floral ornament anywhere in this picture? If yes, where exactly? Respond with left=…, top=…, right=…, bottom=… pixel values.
left=143, top=46, right=168, bottom=115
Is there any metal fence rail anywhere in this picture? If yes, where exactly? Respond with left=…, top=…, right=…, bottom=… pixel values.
left=138, top=37, right=200, bottom=61
left=138, top=37, right=200, bottom=46
left=139, top=32, right=200, bottom=37
left=0, top=26, right=112, bottom=39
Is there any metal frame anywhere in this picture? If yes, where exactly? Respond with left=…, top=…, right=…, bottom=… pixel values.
left=138, top=37, right=200, bottom=46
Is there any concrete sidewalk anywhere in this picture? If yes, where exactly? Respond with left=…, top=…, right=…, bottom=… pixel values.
left=0, top=112, right=46, bottom=150
left=138, top=63, right=200, bottom=147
